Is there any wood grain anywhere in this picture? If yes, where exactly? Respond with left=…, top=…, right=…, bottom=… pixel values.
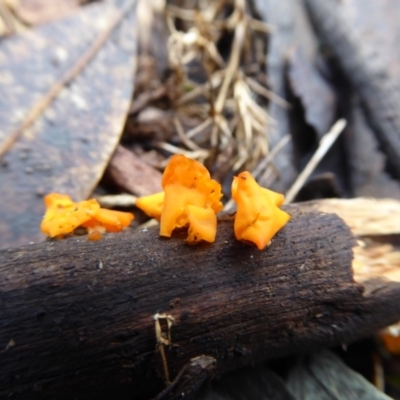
left=1, top=204, right=400, bottom=399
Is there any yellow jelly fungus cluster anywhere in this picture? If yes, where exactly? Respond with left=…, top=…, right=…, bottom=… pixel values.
left=136, top=154, right=290, bottom=249
left=40, top=193, right=134, bottom=240
left=41, top=155, right=290, bottom=248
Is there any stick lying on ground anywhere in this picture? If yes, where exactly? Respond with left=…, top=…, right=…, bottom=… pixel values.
left=1, top=201, right=400, bottom=400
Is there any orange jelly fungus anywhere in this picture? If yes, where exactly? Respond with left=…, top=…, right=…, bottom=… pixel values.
left=87, top=230, right=103, bottom=241
left=379, top=324, right=400, bottom=355
left=232, top=171, right=290, bottom=250
left=158, top=154, right=223, bottom=243
left=135, top=192, right=165, bottom=221
left=82, top=208, right=134, bottom=232
left=40, top=193, right=134, bottom=238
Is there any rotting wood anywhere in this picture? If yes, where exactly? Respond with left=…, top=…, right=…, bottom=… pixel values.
left=302, top=198, right=400, bottom=236
left=104, top=144, right=162, bottom=196
left=1, top=203, right=400, bottom=400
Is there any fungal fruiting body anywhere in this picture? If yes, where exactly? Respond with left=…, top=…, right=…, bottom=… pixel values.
left=40, top=193, right=134, bottom=239
left=82, top=208, right=134, bottom=233
left=136, top=154, right=223, bottom=244
left=135, top=191, right=164, bottom=221
left=41, top=158, right=289, bottom=248
left=232, top=171, right=290, bottom=250
left=160, top=154, right=223, bottom=243
left=136, top=157, right=289, bottom=249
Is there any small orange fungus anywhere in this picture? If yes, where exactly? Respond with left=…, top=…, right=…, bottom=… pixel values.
left=157, top=154, right=223, bottom=243
left=135, top=192, right=165, bottom=221
left=82, top=208, right=134, bottom=232
left=380, top=325, right=400, bottom=355
left=88, top=230, right=103, bottom=241
left=41, top=193, right=134, bottom=238
left=186, top=205, right=217, bottom=243
left=232, top=171, right=290, bottom=250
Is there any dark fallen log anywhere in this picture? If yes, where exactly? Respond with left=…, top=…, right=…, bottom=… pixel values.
left=1, top=204, right=400, bottom=400
left=304, top=0, right=400, bottom=180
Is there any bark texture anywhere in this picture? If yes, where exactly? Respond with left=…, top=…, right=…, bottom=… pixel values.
left=1, top=205, right=400, bottom=399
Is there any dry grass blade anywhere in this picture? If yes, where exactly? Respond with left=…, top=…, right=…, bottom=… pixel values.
left=185, top=117, right=213, bottom=140
left=173, top=117, right=204, bottom=151
left=252, top=134, right=291, bottom=179
left=154, top=141, right=209, bottom=163
left=248, top=17, right=274, bottom=33
left=0, top=0, right=25, bottom=35
left=214, top=19, right=246, bottom=114
left=245, top=76, right=291, bottom=109
left=130, top=0, right=275, bottom=178
left=284, top=119, right=347, bottom=204
left=95, top=194, right=137, bottom=208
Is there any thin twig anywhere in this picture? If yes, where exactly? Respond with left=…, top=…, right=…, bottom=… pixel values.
left=284, top=119, right=347, bottom=204
left=0, top=0, right=138, bottom=158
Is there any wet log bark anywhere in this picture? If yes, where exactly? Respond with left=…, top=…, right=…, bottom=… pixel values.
left=1, top=203, right=400, bottom=400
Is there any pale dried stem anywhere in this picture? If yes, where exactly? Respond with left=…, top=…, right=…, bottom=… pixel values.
left=177, top=72, right=223, bottom=105
left=166, top=4, right=196, bottom=21
left=214, top=19, right=246, bottom=114
left=185, top=117, right=213, bottom=139
left=161, top=0, right=276, bottom=174
left=173, top=117, right=203, bottom=151
left=249, top=17, right=274, bottom=33
left=95, top=194, right=137, bottom=208
left=284, top=119, right=347, bottom=204
left=154, top=141, right=209, bottom=161
left=245, top=76, right=291, bottom=109
left=252, top=134, right=291, bottom=179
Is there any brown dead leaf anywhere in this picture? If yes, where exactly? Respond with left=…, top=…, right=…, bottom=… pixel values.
left=105, top=145, right=162, bottom=196
left=0, top=0, right=137, bottom=249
